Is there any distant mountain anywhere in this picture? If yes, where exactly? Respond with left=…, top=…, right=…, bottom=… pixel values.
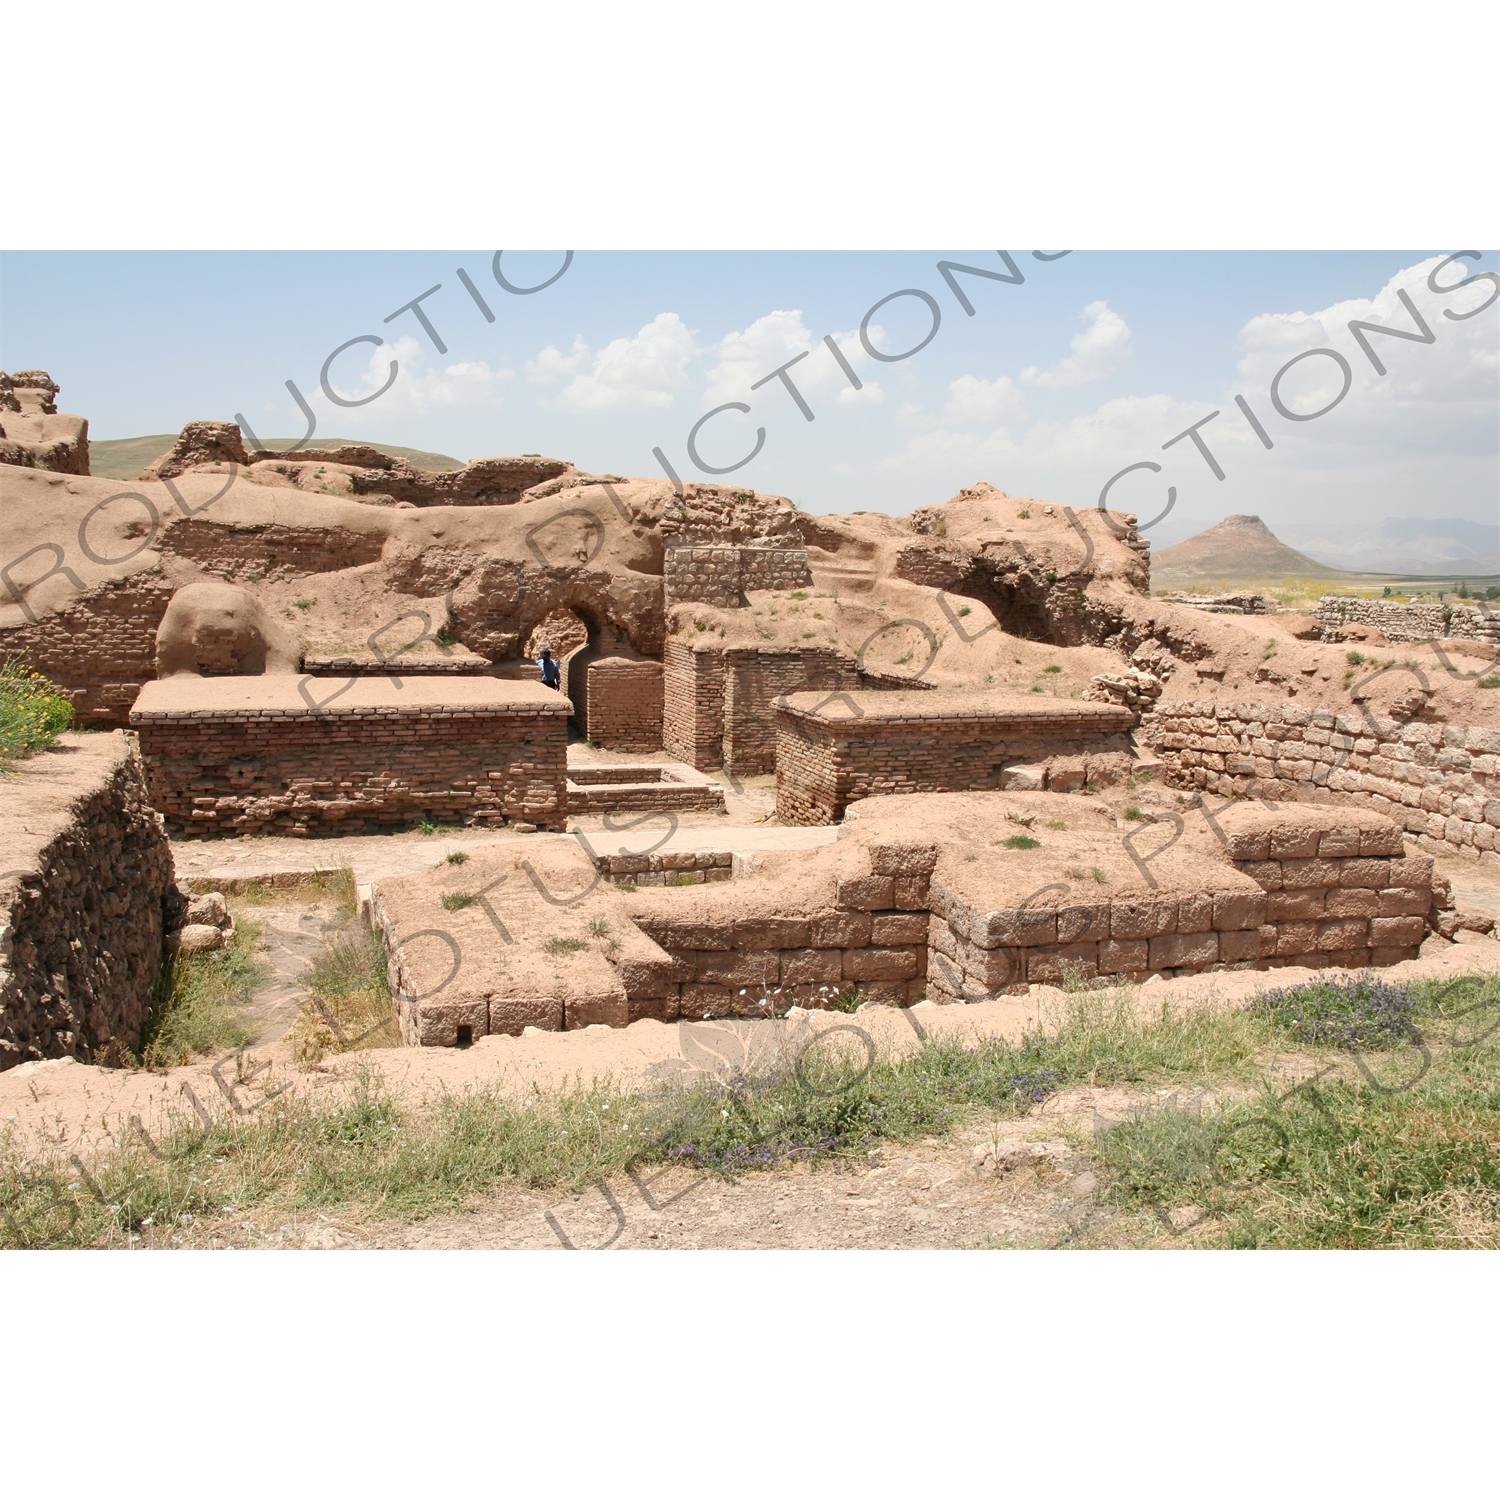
left=1152, top=514, right=1340, bottom=581
left=87, top=434, right=466, bottom=481
left=1277, top=517, right=1500, bottom=576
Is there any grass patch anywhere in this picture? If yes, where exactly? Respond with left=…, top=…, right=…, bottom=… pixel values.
left=446, top=851, right=468, bottom=865
left=1248, top=975, right=1419, bottom=1049
left=18, top=976, right=1500, bottom=1250
left=138, top=920, right=267, bottom=1068
left=1003, top=834, right=1040, bottom=850
left=1123, top=806, right=1144, bottom=821
left=544, top=937, right=589, bottom=957
left=1094, top=974, right=1500, bottom=1247
left=198, top=868, right=356, bottom=916
left=441, top=893, right=477, bottom=911
left=0, top=657, right=74, bottom=765
left=291, top=924, right=398, bottom=1062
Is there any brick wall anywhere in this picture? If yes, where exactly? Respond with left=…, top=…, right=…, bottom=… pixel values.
left=158, top=520, right=385, bottom=581
left=662, top=639, right=727, bottom=768
left=131, top=677, right=570, bottom=836
left=774, top=695, right=1136, bottom=825
left=568, top=652, right=664, bottom=751
left=663, top=640, right=864, bottom=772
left=723, top=647, right=862, bottom=773
left=0, top=573, right=174, bottom=727
left=1144, top=698, right=1500, bottom=867
left=628, top=842, right=939, bottom=1016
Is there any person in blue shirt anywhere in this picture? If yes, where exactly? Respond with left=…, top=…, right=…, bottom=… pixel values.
left=538, top=648, right=562, bottom=690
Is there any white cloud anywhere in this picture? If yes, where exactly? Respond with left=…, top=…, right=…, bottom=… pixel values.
left=943, top=373, right=1024, bottom=426
left=527, top=313, right=699, bottom=413
left=329, top=336, right=513, bottom=418
left=1021, top=299, right=1132, bottom=387
left=704, top=310, right=884, bottom=412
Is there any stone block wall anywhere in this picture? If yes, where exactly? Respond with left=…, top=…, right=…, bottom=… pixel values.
left=596, top=850, right=735, bottom=886
left=1144, top=698, right=1500, bottom=866
left=926, top=817, right=1431, bottom=999
left=0, top=574, right=174, bottom=727
left=774, top=695, right=1136, bottom=825
left=1, top=734, right=174, bottom=1069
left=663, top=545, right=813, bottom=607
left=568, top=653, right=664, bottom=751
left=1317, top=595, right=1500, bottom=645
left=131, top=678, right=570, bottom=836
left=629, top=842, right=940, bottom=1016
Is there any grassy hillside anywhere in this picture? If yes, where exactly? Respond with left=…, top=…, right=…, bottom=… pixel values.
left=87, top=434, right=465, bottom=480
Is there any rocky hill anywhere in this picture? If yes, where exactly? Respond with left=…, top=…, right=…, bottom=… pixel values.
left=1153, top=513, right=1338, bottom=582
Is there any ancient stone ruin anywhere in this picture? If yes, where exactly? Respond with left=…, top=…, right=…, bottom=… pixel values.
left=1, top=376, right=1495, bottom=1065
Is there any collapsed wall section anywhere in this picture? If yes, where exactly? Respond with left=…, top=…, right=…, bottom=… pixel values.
left=774, top=692, right=1136, bottom=825
left=1144, top=698, right=1500, bottom=866
left=131, top=676, right=570, bottom=836
left=0, top=733, right=174, bottom=1070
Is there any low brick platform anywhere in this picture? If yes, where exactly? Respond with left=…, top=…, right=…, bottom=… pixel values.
left=132, top=676, right=570, bottom=836
left=775, top=691, right=1136, bottom=825
left=566, top=763, right=726, bottom=815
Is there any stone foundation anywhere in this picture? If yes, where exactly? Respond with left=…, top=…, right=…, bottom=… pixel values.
left=131, top=676, right=570, bottom=836
left=0, top=733, right=174, bottom=1069
left=1144, top=698, right=1500, bottom=867
left=927, top=805, right=1431, bottom=998
left=371, top=791, right=1462, bottom=1046
left=1317, top=595, right=1500, bottom=646
left=664, top=545, right=813, bottom=607
left=774, top=691, right=1136, bottom=825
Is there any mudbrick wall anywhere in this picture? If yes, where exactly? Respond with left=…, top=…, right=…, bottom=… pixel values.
left=0, top=573, right=174, bottom=727
left=567, top=652, right=664, bottom=751
left=663, top=640, right=863, bottom=772
left=1317, top=596, right=1500, bottom=646
left=0, top=734, right=174, bottom=1070
left=775, top=695, right=1136, bottom=825
left=131, top=678, right=571, bottom=836
left=663, top=546, right=813, bottom=607
left=157, top=521, right=386, bottom=581
left=1143, top=699, right=1500, bottom=867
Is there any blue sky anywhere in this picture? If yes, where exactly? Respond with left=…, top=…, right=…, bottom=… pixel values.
left=2, top=250, right=1495, bottom=547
